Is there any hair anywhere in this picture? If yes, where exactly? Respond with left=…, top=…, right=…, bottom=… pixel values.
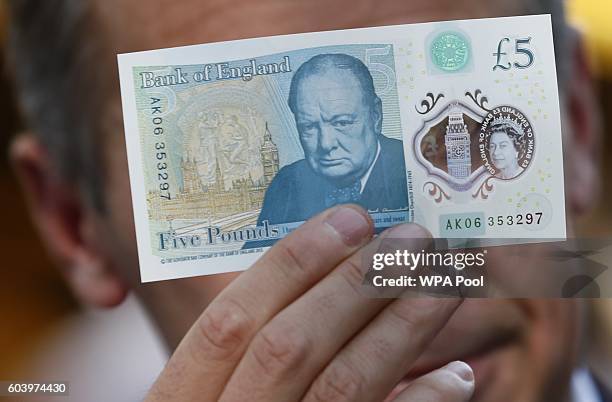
left=487, top=123, right=526, bottom=160
left=287, top=53, right=379, bottom=113
left=6, top=0, right=108, bottom=210
left=5, top=0, right=571, bottom=210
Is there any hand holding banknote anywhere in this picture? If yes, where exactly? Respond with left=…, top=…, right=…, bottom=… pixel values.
left=145, top=206, right=473, bottom=402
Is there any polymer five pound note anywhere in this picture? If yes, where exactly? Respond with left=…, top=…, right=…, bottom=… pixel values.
left=118, top=15, right=566, bottom=282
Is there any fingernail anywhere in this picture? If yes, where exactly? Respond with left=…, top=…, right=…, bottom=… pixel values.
left=445, top=361, right=474, bottom=382
left=325, top=206, right=371, bottom=246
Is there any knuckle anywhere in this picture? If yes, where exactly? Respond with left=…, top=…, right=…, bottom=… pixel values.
left=306, top=359, right=365, bottom=402
left=249, top=320, right=311, bottom=380
left=367, top=337, right=395, bottom=363
left=192, top=297, right=254, bottom=362
left=387, top=301, right=426, bottom=331
left=340, top=258, right=366, bottom=291
left=268, top=240, right=310, bottom=277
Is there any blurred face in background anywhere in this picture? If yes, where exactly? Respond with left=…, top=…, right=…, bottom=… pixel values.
left=11, top=0, right=601, bottom=401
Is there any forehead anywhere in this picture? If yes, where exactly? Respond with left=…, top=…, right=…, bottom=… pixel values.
left=295, top=71, right=366, bottom=114
left=299, top=68, right=363, bottom=95
left=490, top=130, right=511, bottom=141
left=95, top=0, right=523, bottom=53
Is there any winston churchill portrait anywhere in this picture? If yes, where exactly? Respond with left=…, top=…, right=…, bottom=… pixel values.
left=256, top=53, right=409, bottom=227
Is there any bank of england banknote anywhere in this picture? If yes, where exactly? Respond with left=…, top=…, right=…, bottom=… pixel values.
left=118, top=15, right=565, bottom=282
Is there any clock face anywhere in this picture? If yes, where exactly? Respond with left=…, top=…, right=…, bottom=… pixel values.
left=452, top=146, right=464, bottom=158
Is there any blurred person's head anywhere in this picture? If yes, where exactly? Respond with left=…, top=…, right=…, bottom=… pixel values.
left=5, top=0, right=602, bottom=401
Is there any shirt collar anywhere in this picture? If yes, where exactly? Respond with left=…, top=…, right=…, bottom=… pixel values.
left=572, top=367, right=603, bottom=402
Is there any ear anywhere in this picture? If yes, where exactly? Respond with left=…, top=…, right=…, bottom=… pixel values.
left=10, top=134, right=128, bottom=308
left=564, top=30, right=603, bottom=216
left=372, top=96, right=383, bottom=135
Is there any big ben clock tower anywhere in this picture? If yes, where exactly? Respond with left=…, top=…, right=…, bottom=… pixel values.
left=445, top=111, right=472, bottom=180
left=260, top=122, right=279, bottom=186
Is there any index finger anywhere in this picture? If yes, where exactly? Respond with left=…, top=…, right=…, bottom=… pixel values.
left=146, top=205, right=373, bottom=402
